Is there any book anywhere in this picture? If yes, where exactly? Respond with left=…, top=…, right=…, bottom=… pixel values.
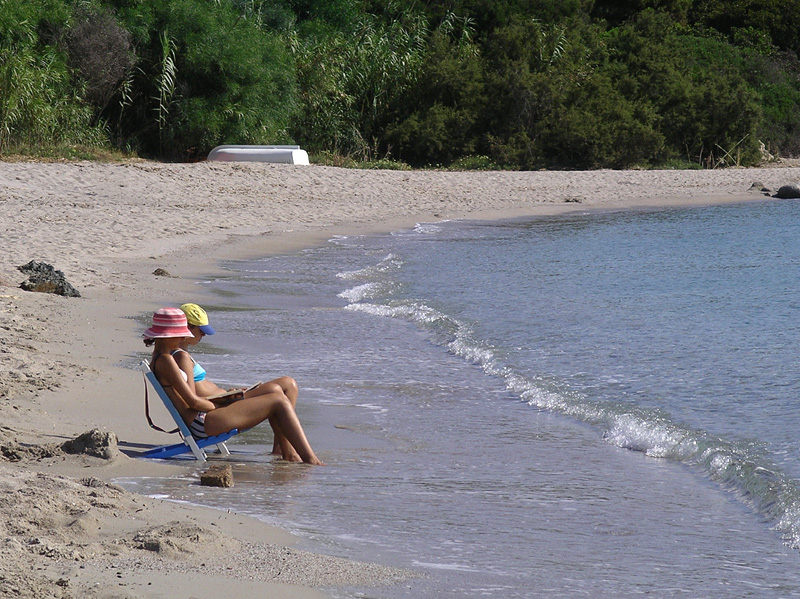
left=208, top=382, right=261, bottom=403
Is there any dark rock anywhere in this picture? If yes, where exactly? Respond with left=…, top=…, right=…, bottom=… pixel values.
left=774, top=184, right=800, bottom=199
left=200, top=463, right=234, bottom=488
left=152, top=268, right=173, bottom=277
left=17, top=261, right=81, bottom=297
left=61, top=429, right=119, bottom=459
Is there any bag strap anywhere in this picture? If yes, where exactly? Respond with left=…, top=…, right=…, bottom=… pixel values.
left=143, top=372, right=179, bottom=434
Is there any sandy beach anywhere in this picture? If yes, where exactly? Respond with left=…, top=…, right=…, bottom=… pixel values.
left=2, top=158, right=799, bottom=598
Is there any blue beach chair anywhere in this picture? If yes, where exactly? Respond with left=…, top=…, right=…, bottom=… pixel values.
left=139, top=360, right=238, bottom=461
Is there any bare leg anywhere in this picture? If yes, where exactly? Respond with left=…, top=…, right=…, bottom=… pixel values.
left=204, top=391, right=322, bottom=465
left=250, top=377, right=299, bottom=456
left=268, top=415, right=302, bottom=462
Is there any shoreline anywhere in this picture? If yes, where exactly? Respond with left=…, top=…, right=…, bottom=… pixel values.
left=2, top=160, right=799, bottom=598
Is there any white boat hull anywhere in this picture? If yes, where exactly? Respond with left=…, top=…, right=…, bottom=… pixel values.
left=207, top=145, right=310, bottom=165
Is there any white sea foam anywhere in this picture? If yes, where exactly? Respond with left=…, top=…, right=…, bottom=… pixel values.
left=412, top=222, right=444, bottom=235
left=338, top=282, right=383, bottom=302
left=337, top=253, right=401, bottom=280
left=602, top=413, right=694, bottom=458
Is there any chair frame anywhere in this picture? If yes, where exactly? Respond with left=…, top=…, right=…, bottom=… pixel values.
left=139, top=360, right=238, bottom=461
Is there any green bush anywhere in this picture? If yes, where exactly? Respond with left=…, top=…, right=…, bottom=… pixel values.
left=688, top=0, right=800, bottom=55
left=231, top=0, right=297, bottom=32
left=605, top=11, right=763, bottom=166
left=0, top=0, right=104, bottom=153
left=480, top=17, right=614, bottom=168
left=740, top=50, right=800, bottom=157
left=288, top=7, right=430, bottom=158
left=666, top=33, right=763, bottom=164
left=1, top=0, right=798, bottom=166
left=384, top=21, right=485, bottom=166
left=0, top=46, right=103, bottom=152
left=309, top=150, right=358, bottom=167
left=535, top=74, right=665, bottom=169
left=111, top=0, right=298, bottom=158
left=650, top=158, right=704, bottom=169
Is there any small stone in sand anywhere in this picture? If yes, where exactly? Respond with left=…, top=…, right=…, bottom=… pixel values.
left=200, top=463, right=234, bottom=487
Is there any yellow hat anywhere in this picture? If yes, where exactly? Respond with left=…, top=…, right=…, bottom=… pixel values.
left=179, top=303, right=215, bottom=335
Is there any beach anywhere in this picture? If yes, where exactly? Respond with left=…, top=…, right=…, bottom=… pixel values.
left=2, top=158, right=800, bottom=598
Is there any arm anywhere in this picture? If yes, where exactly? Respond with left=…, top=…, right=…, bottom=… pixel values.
left=155, top=353, right=218, bottom=412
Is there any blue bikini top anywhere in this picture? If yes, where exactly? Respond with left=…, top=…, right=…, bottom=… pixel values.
left=192, top=361, right=207, bottom=382
left=171, top=349, right=207, bottom=382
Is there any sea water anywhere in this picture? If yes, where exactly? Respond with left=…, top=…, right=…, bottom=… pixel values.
left=123, top=198, right=800, bottom=597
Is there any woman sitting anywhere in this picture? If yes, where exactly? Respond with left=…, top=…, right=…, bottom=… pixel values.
left=177, top=303, right=302, bottom=458
left=143, top=307, right=322, bottom=465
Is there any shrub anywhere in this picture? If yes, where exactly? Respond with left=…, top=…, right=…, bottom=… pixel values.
left=665, top=33, right=763, bottom=165
left=61, top=6, right=134, bottom=118
left=688, top=0, right=800, bottom=55
left=111, top=0, right=298, bottom=159
left=480, top=17, right=618, bottom=168
left=0, top=46, right=103, bottom=152
left=741, top=50, right=800, bottom=157
left=289, top=7, right=430, bottom=158
left=383, top=18, right=485, bottom=166
left=535, top=74, right=665, bottom=169
left=309, top=150, right=358, bottom=167
left=0, top=0, right=104, bottom=153
left=605, top=11, right=763, bottom=166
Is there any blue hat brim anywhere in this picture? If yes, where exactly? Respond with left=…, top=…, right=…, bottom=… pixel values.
left=198, top=324, right=215, bottom=335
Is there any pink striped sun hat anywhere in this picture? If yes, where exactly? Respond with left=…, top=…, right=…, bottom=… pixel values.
left=143, top=307, right=193, bottom=339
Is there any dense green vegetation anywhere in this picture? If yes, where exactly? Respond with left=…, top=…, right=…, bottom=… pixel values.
left=2, top=0, right=799, bottom=168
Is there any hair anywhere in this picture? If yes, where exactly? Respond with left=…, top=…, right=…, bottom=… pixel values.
left=143, top=338, right=155, bottom=347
